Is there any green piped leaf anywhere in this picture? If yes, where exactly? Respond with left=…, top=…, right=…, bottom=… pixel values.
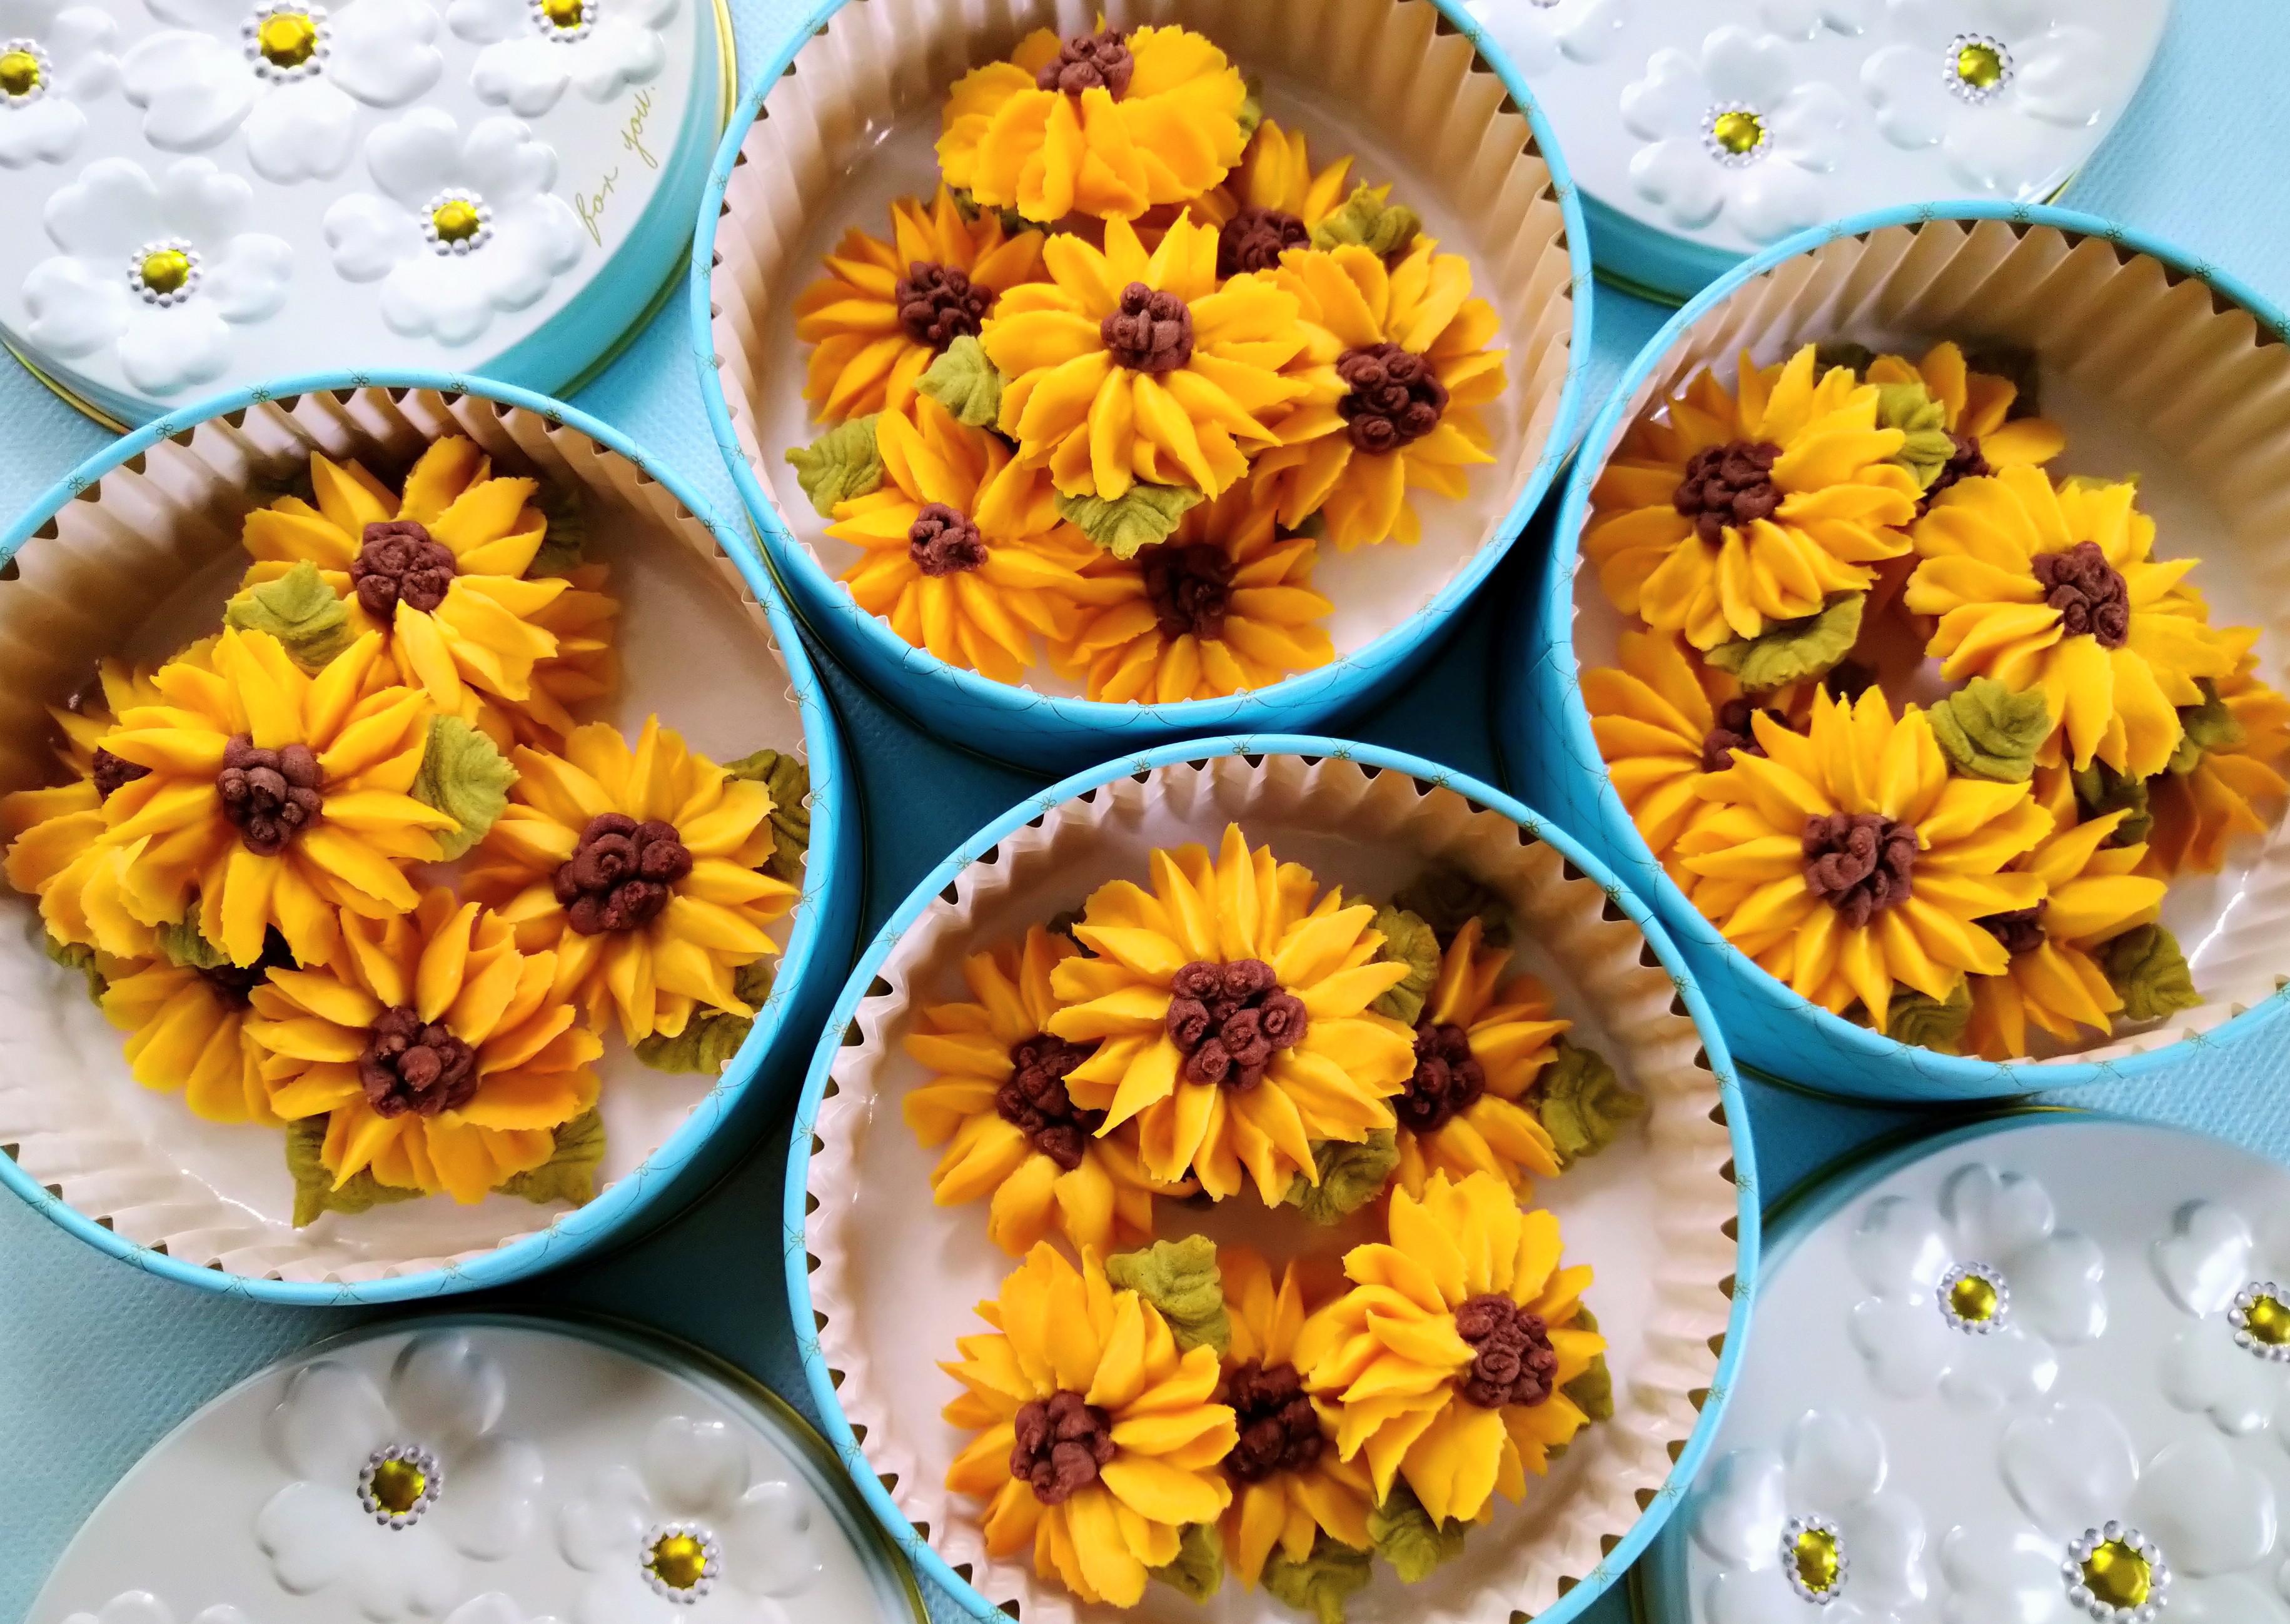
left=1367, top=1482, right=1466, bottom=1582
left=1391, top=867, right=1511, bottom=949
left=155, top=915, right=231, bottom=971
left=1309, top=184, right=1420, bottom=260
left=1885, top=979, right=1972, bottom=1054
left=528, top=483, right=588, bottom=578
left=2170, top=678, right=2245, bottom=775
left=947, top=187, right=1029, bottom=237
left=498, top=1109, right=607, bottom=1208
left=1874, top=380, right=1957, bottom=490
left=1705, top=595, right=1864, bottom=692
left=43, top=934, right=105, bottom=1001
left=1368, top=906, right=1440, bottom=1025
left=1236, top=75, right=1264, bottom=143
left=1055, top=483, right=1201, bottom=559
left=1151, top=1523, right=1225, bottom=1603
left=632, top=959, right=772, bottom=1074
left=1282, top=1131, right=1400, bottom=1225
left=224, top=560, right=355, bottom=673
left=1537, top=1041, right=1644, bottom=1166
left=1107, top=1236, right=1229, bottom=1355
left=411, top=715, right=517, bottom=861
left=1261, top=1535, right=1373, bottom=1624
left=1561, top=1306, right=1615, bottom=1423
left=721, top=748, right=811, bottom=883
left=917, top=335, right=1005, bottom=430
left=1812, top=341, right=1875, bottom=380
left=286, top=1117, right=423, bottom=1228
left=785, top=415, right=884, bottom=518
left=2103, top=925, right=2201, bottom=1024
left=1962, top=341, right=2042, bottom=420
left=1929, top=677, right=2052, bottom=784
left=2072, top=762, right=2154, bottom=847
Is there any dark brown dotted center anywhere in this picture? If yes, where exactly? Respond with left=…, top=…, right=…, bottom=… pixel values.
left=1919, top=431, right=1991, bottom=512
left=1453, top=1293, right=1559, bottom=1410
left=1140, top=543, right=1234, bottom=642
left=1802, top=811, right=1918, bottom=929
left=197, top=929, right=296, bottom=1008
left=91, top=746, right=149, bottom=800
left=1009, top=1389, right=1116, bottom=1505
left=2032, top=540, right=2131, bottom=649
left=1164, top=959, right=1308, bottom=1091
left=1701, top=696, right=1787, bottom=774
left=1101, top=282, right=1194, bottom=375
left=1398, top=1021, right=1485, bottom=1136
left=358, top=1004, right=480, bottom=1120
left=1221, top=1359, right=1323, bottom=1483
left=1672, top=440, right=1782, bottom=545
left=352, top=520, right=457, bottom=618
left=1034, top=28, right=1133, bottom=97
left=552, top=811, right=692, bottom=936
left=1979, top=900, right=2049, bottom=957
left=894, top=261, right=991, bottom=351
left=216, top=734, right=323, bottom=857
left=1336, top=342, right=1448, bottom=455
left=1217, top=206, right=1309, bottom=279
left=997, top=1034, right=1104, bottom=1171
left=907, top=502, right=989, bottom=578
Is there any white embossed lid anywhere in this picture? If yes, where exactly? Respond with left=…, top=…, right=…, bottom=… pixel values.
left=29, top=1316, right=926, bottom=1624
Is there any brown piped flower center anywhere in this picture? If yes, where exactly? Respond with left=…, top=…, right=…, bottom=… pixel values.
left=1218, top=206, right=1309, bottom=278
left=1035, top=28, right=1133, bottom=97
left=1101, top=282, right=1193, bottom=375
left=359, top=1004, right=480, bottom=1119
left=1701, top=696, right=1786, bottom=774
left=998, top=1034, right=1104, bottom=1171
left=353, top=520, right=456, bottom=617
left=1920, top=431, right=1991, bottom=510
left=198, top=929, right=296, bottom=1008
left=91, top=745, right=149, bottom=800
left=553, top=811, right=692, bottom=935
left=1398, top=1021, right=1485, bottom=1135
left=1673, top=440, right=1782, bottom=545
left=1221, top=1359, right=1323, bottom=1483
left=894, top=261, right=991, bottom=351
left=1453, top=1293, right=1558, bottom=1410
left=2032, top=540, right=2131, bottom=648
left=1009, top=1389, right=1116, bottom=1505
left=1802, top=811, right=1918, bottom=929
left=1336, top=341, right=1448, bottom=455
left=1141, top=543, right=1233, bottom=642
left=907, top=502, right=989, bottom=577
left=1165, top=958, right=1308, bottom=1090
left=216, top=734, right=323, bottom=857
left=1979, top=900, right=2048, bottom=957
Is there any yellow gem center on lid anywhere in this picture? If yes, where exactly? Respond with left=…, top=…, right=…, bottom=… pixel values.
left=648, top=1532, right=708, bottom=1591
left=1792, top=1526, right=1842, bottom=1596
left=2081, top=1539, right=2152, bottom=1610
left=540, top=0, right=584, bottom=27
left=369, top=1456, right=427, bottom=1515
left=431, top=199, right=483, bottom=243
left=2247, top=1293, right=2290, bottom=1345
left=138, top=249, right=192, bottom=296
left=256, top=11, right=319, bottom=67
left=1955, top=41, right=2005, bottom=89
left=0, top=49, right=41, bottom=97
left=1949, top=1273, right=2000, bottom=1323
left=1712, top=110, right=1765, bottom=155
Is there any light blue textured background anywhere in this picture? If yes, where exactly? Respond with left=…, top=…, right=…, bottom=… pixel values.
left=5, top=4, right=2286, bottom=1621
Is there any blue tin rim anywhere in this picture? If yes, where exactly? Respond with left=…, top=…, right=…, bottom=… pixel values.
left=1526, top=198, right=2290, bottom=1096
left=687, top=0, right=1596, bottom=741
left=779, top=734, right=1762, bottom=1624
left=0, top=368, right=855, bottom=1307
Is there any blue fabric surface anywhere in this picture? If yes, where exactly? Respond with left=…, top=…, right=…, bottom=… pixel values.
left=6, top=3, right=2288, bottom=1621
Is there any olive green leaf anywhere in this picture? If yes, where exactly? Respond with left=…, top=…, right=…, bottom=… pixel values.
left=1812, top=341, right=1875, bottom=380
left=633, top=959, right=773, bottom=1074
left=1282, top=1131, right=1400, bottom=1225
left=1106, top=1236, right=1229, bottom=1355
left=1261, top=1535, right=1373, bottom=1624
left=43, top=934, right=106, bottom=1001
left=1885, top=979, right=1973, bottom=1054
left=1237, top=75, right=1264, bottom=143
left=1705, top=595, right=1864, bottom=692
left=1368, top=906, right=1440, bottom=1024
left=1561, top=1306, right=1615, bottom=1423
left=1538, top=1041, right=1644, bottom=1166
left=2103, top=924, right=2201, bottom=1024
left=721, top=748, right=811, bottom=883
left=785, top=415, right=884, bottom=518
left=2169, top=678, right=2245, bottom=775
left=917, top=335, right=1004, bottom=430
left=1367, top=1482, right=1467, bottom=1583
left=528, top=482, right=588, bottom=578
left=1151, top=1523, right=1225, bottom=1603
left=1929, top=677, right=2053, bottom=784
left=1960, top=341, right=2042, bottom=420
left=287, top=1117, right=423, bottom=1228
left=1055, top=483, right=1202, bottom=559
left=1391, top=867, right=1511, bottom=949
left=946, top=187, right=1030, bottom=237
left=411, top=716, right=517, bottom=861
left=1873, top=380, right=1957, bottom=490
left=1310, top=184, right=1420, bottom=260
left=2072, top=761, right=2154, bottom=847
left=497, top=1109, right=608, bottom=1208
left=224, top=560, right=355, bottom=672
left=155, top=915, right=232, bottom=971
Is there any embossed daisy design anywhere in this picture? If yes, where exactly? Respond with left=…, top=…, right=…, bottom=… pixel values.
left=0, top=0, right=119, bottom=169
left=446, top=0, right=677, bottom=116
left=2153, top=1199, right=2290, bottom=1440
left=1463, top=0, right=1629, bottom=76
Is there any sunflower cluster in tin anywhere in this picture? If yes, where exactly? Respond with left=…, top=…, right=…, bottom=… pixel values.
left=1580, top=341, right=2290, bottom=1061
left=783, top=21, right=1510, bottom=704
left=907, top=824, right=1641, bottom=1616
left=1, top=438, right=809, bottom=1223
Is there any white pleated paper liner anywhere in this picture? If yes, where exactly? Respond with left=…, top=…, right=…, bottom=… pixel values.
left=1508, top=203, right=2290, bottom=1102
left=794, top=742, right=1753, bottom=1624
left=695, top=0, right=1588, bottom=767
left=0, top=376, right=856, bottom=1299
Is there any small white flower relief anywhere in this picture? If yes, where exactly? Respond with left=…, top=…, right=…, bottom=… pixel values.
left=321, top=107, right=583, bottom=346
left=1619, top=25, right=1854, bottom=245
left=21, top=154, right=290, bottom=397
left=2153, top=1199, right=2290, bottom=1439
left=1846, top=1161, right=2106, bottom=1410
left=555, top=1414, right=824, bottom=1624
left=252, top=1333, right=545, bottom=1623
left=1860, top=0, right=2110, bottom=195
left=1462, top=0, right=1629, bottom=78
left=1692, top=1409, right=1930, bottom=1623
left=0, top=0, right=121, bottom=170
left=1757, top=0, right=1874, bottom=42
left=59, top=1597, right=257, bottom=1624
left=445, top=0, right=678, bottom=118
left=120, top=0, right=444, bottom=184
left=1940, top=1398, right=2285, bottom=1624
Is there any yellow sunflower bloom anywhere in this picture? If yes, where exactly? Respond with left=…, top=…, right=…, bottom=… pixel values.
left=982, top=213, right=1313, bottom=501
left=1046, top=824, right=1418, bottom=1201
left=463, top=717, right=798, bottom=1042
left=1963, top=809, right=2166, bottom=1059
left=1583, top=345, right=1920, bottom=648
left=1865, top=340, right=2065, bottom=492
left=99, top=953, right=279, bottom=1124
left=938, top=24, right=1249, bottom=224
left=1677, top=688, right=2053, bottom=1029
left=2149, top=640, right=2290, bottom=874
left=3, top=658, right=169, bottom=920
left=1253, top=242, right=1507, bottom=551
left=1046, top=476, right=1333, bottom=703
left=1904, top=469, right=2236, bottom=777
left=1392, top=917, right=1567, bottom=1199
left=942, top=1242, right=1238, bottom=1607
left=1216, top=1246, right=1374, bottom=1588
left=1292, top=1170, right=1602, bottom=1525
left=793, top=186, right=1049, bottom=423
left=902, top=925, right=1188, bottom=1256
left=831, top=398, right=1100, bottom=683
left=1174, top=119, right=1365, bottom=272
left=246, top=890, right=601, bottom=1203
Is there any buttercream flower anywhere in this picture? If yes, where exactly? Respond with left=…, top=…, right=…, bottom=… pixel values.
left=464, top=717, right=797, bottom=1042
left=1, top=657, right=168, bottom=908
left=2154, top=1201, right=2290, bottom=1441
left=942, top=1242, right=1238, bottom=1607
left=938, top=23, right=1249, bottom=224
left=448, top=0, right=677, bottom=116
left=0, top=0, right=119, bottom=169
left=1189, top=120, right=1360, bottom=271
left=1293, top=1171, right=1603, bottom=1524
left=1046, top=476, right=1334, bottom=703
left=1677, top=687, right=2051, bottom=1029
left=982, top=213, right=1312, bottom=500
left=322, top=108, right=583, bottom=346
left=1585, top=345, right=1920, bottom=650
left=1216, top=1246, right=1374, bottom=1589
left=1046, top=824, right=1418, bottom=1201
left=794, top=185, right=1046, bottom=423
left=2149, top=638, right=2290, bottom=875
left=248, top=889, right=600, bottom=1203
left=902, top=924, right=1185, bottom=1257
left=123, top=0, right=442, bottom=183
left=101, top=952, right=278, bottom=1124
left=830, top=398, right=1098, bottom=683
left=1254, top=241, right=1507, bottom=550
left=1864, top=340, right=2064, bottom=488
left=22, top=155, right=291, bottom=398
left=1904, top=469, right=2237, bottom=777
left=1963, top=809, right=2164, bottom=1060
